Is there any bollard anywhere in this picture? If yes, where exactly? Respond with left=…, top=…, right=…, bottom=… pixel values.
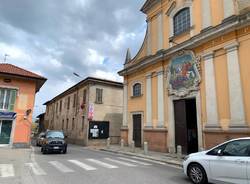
left=121, top=139, right=124, bottom=150
left=131, top=141, right=135, bottom=153
left=168, top=146, right=175, bottom=154
left=144, top=142, right=148, bottom=155
left=177, top=145, right=182, bottom=159
left=106, top=138, right=110, bottom=149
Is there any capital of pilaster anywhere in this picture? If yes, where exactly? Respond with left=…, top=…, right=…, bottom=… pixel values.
left=202, top=51, right=214, bottom=60
left=224, top=41, right=239, bottom=52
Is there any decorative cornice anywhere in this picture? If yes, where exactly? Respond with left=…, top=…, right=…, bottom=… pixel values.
left=118, top=12, right=250, bottom=76
left=140, top=0, right=161, bottom=14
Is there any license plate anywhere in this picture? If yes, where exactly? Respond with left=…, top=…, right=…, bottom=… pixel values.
left=53, top=146, right=59, bottom=149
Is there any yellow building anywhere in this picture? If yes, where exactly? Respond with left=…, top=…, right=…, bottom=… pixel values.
left=118, top=0, right=250, bottom=154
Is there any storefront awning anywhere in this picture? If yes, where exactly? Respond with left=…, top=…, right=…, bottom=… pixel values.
left=0, top=112, right=16, bottom=120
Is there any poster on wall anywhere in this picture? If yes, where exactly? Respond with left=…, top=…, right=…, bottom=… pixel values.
left=88, top=121, right=109, bottom=139
left=88, top=103, right=94, bottom=120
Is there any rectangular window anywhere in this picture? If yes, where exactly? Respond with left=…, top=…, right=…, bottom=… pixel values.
left=83, top=89, right=87, bottom=104
left=73, top=94, right=76, bottom=108
left=82, top=116, right=85, bottom=131
left=95, top=88, right=103, bottom=104
left=59, top=100, right=62, bottom=112
left=66, top=119, right=69, bottom=129
left=67, top=96, right=70, bottom=110
left=62, top=119, right=64, bottom=130
left=0, top=88, right=17, bottom=111
left=72, top=118, right=75, bottom=130
left=56, top=102, right=58, bottom=113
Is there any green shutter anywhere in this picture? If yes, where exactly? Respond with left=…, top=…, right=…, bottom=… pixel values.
left=9, top=90, right=17, bottom=112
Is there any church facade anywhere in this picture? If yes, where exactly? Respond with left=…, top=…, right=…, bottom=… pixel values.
left=118, top=0, right=250, bottom=154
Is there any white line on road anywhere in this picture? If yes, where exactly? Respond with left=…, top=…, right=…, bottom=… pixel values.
left=25, top=162, right=46, bottom=175
left=131, top=156, right=167, bottom=165
left=49, top=161, right=74, bottom=173
left=86, top=159, right=118, bottom=169
left=0, top=164, right=15, bottom=177
left=118, top=157, right=152, bottom=166
left=68, top=160, right=97, bottom=171
left=104, top=158, right=137, bottom=167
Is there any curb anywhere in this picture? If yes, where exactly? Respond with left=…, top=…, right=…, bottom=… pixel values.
left=100, top=148, right=183, bottom=168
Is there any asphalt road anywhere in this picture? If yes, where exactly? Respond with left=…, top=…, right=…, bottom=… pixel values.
left=0, top=144, right=191, bottom=184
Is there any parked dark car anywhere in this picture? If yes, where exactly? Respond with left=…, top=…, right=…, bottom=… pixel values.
left=40, top=130, right=67, bottom=154
left=36, top=132, right=45, bottom=146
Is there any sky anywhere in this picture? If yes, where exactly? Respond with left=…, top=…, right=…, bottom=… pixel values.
left=0, top=0, right=147, bottom=118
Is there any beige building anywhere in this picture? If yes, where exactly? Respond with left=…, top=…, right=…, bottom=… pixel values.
left=119, top=0, right=250, bottom=154
left=44, top=77, right=123, bottom=146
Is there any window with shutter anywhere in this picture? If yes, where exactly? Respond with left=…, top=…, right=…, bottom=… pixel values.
left=95, top=88, right=103, bottom=104
left=0, top=88, right=17, bottom=111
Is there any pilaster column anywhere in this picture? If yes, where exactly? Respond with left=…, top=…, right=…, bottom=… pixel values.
left=202, top=0, right=212, bottom=29
left=157, top=13, right=163, bottom=51
left=224, top=42, right=246, bottom=127
left=223, top=0, right=235, bottom=19
left=157, top=70, right=164, bottom=127
left=147, top=20, right=152, bottom=56
left=122, top=80, right=128, bottom=127
left=146, top=73, right=152, bottom=127
left=203, top=52, right=220, bottom=128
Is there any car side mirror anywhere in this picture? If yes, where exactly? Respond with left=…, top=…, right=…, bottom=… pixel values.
left=217, top=149, right=223, bottom=156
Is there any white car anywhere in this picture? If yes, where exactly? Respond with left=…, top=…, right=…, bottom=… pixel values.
left=183, top=137, right=250, bottom=184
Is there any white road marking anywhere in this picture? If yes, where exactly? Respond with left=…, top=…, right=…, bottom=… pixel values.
left=104, top=158, right=137, bottom=167
left=49, top=161, right=74, bottom=173
left=86, top=159, right=118, bottom=169
left=118, top=157, right=152, bottom=166
left=0, top=164, right=14, bottom=177
left=25, top=162, right=46, bottom=175
left=131, top=156, right=167, bottom=165
left=68, top=160, right=97, bottom=171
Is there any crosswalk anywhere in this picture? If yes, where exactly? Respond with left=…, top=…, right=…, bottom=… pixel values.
left=0, top=157, right=155, bottom=178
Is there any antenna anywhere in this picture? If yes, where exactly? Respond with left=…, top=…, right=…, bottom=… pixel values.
left=4, top=54, right=9, bottom=63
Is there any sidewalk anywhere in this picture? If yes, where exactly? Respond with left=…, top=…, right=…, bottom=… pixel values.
left=97, top=145, right=183, bottom=168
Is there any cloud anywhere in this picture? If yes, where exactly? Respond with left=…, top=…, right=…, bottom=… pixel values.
left=0, top=0, right=146, bottom=118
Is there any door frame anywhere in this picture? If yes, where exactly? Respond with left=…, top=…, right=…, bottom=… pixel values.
left=168, top=91, right=203, bottom=153
left=129, top=111, right=144, bottom=147
left=0, top=119, right=15, bottom=147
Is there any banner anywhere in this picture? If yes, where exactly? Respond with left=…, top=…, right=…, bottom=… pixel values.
left=88, top=103, right=94, bottom=120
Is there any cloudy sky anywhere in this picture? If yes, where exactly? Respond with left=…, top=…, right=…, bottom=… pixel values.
left=0, top=0, right=146, bottom=118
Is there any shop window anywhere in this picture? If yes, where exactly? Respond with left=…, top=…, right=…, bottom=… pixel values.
left=173, top=8, right=190, bottom=36
left=132, top=83, right=142, bottom=97
left=0, top=88, right=17, bottom=111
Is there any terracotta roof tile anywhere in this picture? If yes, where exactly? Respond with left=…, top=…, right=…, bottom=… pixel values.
left=0, top=63, right=46, bottom=80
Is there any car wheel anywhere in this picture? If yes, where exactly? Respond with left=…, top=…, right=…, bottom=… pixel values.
left=42, top=147, right=47, bottom=154
left=63, top=147, right=67, bottom=154
left=188, top=163, right=208, bottom=184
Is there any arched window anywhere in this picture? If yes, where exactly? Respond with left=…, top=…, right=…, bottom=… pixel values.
left=173, top=8, right=190, bottom=36
left=133, top=83, right=141, bottom=97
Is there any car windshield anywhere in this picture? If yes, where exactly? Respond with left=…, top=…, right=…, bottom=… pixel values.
left=46, top=131, right=64, bottom=139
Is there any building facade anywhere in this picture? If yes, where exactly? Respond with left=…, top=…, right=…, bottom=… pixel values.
left=119, top=0, right=250, bottom=154
left=0, top=63, right=46, bottom=147
left=44, top=77, right=123, bottom=146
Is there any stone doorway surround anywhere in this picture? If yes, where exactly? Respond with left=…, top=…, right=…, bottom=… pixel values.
left=128, top=111, right=144, bottom=147
left=168, top=91, right=203, bottom=153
